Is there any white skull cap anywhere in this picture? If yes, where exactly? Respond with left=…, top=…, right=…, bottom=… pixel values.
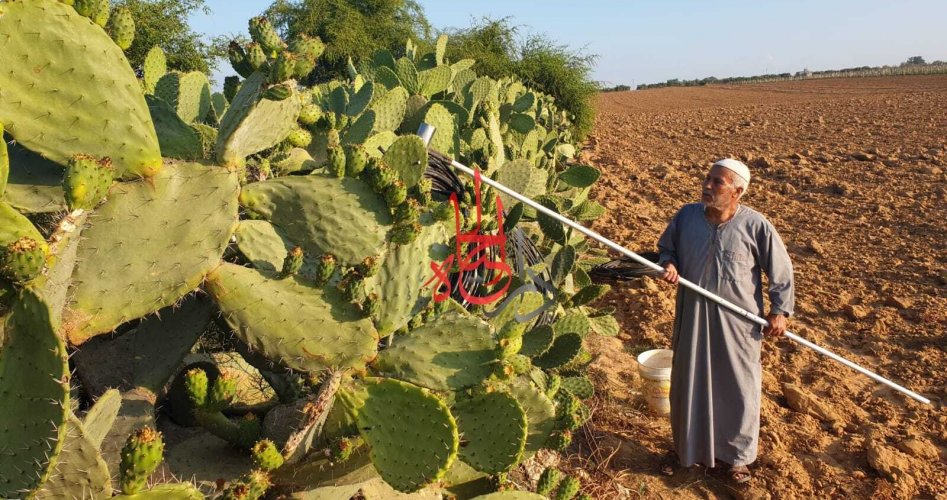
left=713, top=158, right=751, bottom=184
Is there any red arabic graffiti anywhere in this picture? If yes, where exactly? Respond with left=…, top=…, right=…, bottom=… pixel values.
left=424, top=168, right=557, bottom=323
left=425, top=167, right=513, bottom=305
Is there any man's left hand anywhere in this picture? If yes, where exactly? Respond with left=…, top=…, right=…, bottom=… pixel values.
left=763, top=313, right=787, bottom=338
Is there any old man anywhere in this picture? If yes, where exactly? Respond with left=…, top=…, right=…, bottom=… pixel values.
left=657, top=158, right=794, bottom=484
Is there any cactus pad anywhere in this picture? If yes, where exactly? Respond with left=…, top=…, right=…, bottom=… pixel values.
left=374, top=312, right=495, bottom=391
left=561, top=376, right=594, bottom=400
left=0, top=289, right=70, bottom=498
left=239, top=173, right=393, bottom=266
left=532, top=333, right=583, bottom=370
left=368, top=86, right=408, bottom=133
left=206, top=262, right=379, bottom=373
left=382, top=135, right=428, bottom=188
left=365, top=217, right=448, bottom=334
left=422, top=103, right=457, bottom=156
left=508, top=376, right=556, bottom=455
left=0, top=0, right=162, bottom=178
left=145, top=96, right=204, bottom=160
left=35, top=414, right=112, bottom=499
left=339, top=378, right=458, bottom=493
left=520, top=324, right=555, bottom=358
left=63, top=162, right=239, bottom=344
left=471, top=493, right=547, bottom=500
left=155, top=71, right=212, bottom=125
left=216, top=72, right=302, bottom=167
left=554, top=311, right=590, bottom=337
left=589, top=313, right=620, bottom=337
left=113, top=483, right=204, bottom=499
left=452, top=391, right=527, bottom=474
left=142, top=46, right=167, bottom=95
left=495, top=159, right=547, bottom=210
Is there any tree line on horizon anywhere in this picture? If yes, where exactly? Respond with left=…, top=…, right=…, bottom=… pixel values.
left=603, top=56, right=947, bottom=92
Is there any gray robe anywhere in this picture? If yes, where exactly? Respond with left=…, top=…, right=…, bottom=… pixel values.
left=658, top=203, right=794, bottom=467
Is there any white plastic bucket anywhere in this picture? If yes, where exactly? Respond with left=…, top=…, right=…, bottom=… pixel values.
left=637, top=349, right=673, bottom=416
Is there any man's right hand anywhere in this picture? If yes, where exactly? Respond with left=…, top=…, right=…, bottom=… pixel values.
left=662, top=262, right=679, bottom=284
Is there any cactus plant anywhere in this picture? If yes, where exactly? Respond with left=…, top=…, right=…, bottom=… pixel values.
left=0, top=16, right=607, bottom=497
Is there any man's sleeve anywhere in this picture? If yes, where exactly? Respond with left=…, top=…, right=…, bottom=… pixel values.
left=657, top=209, right=681, bottom=268
left=760, top=221, right=795, bottom=316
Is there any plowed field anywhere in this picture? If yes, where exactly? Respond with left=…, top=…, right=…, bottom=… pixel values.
left=572, top=76, right=946, bottom=499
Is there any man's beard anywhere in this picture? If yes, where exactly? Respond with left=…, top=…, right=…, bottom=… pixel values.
left=701, top=191, right=725, bottom=210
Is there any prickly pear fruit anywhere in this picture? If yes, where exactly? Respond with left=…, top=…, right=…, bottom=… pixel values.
left=238, top=413, right=263, bottom=447
left=384, top=179, right=408, bottom=207
left=355, top=255, right=380, bottom=278
left=290, top=35, right=325, bottom=79
left=315, top=253, right=336, bottom=286
left=270, top=51, right=296, bottom=83
left=92, top=0, right=109, bottom=26
left=329, top=435, right=362, bottom=463
left=536, top=467, right=561, bottom=496
left=286, top=128, right=312, bottom=148
left=556, top=390, right=580, bottom=420
left=207, top=372, right=237, bottom=411
left=555, top=475, right=580, bottom=500
left=222, top=469, right=271, bottom=500
left=119, top=426, right=165, bottom=494
left=1, top=237, right=46, bottom=284
left=63, top=154, right=113, bottom=211
left=246, top=42, right=267, bottom=71
left=393, top=198, right=420, bottom=223
left=251, top=439, right=284, bottom=471
left=362, top=292, right=380, bottom=318
left=279, top=246, right=304, bottom=279
left=224, top=76, right=241, bottom=102
left=262, top=82, right=293, bottom=101
left=344, top=144, right=367, bottom=177
left=326, top=146, right=346, bottom=177
left=432, top=201, right=454, bottom=222
left=545, top=373, right=561, bottom=399
left=338, top=271, right=366, bottom=304
left=389, top=220, right=420, bottom=245
left=414, top=177, right=433, bottom=206
left=248, top=16, right=284, bottom=54
left=323, top=116, right=339, bottom=136
left=367, top=162, right=397, bottom=192
left=184, top=367, right=209, bottom=407
left=107, top=6, right=135, bottom=50
left=547, top=430, right=572, bottom=451
left=298, top=103, right=322, bottom=126
left=228, top=42, right=254, bottom=78
left=495, top=321, right=525, bottom=359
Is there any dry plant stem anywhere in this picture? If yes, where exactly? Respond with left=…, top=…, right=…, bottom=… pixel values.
left=281, top=370, right=343, bottom=464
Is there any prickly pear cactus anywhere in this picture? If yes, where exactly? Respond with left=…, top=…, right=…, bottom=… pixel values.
left=62, top=163, right=239, bottom=344
left=0, top=290, right=70, bottom=498
left=339, top=378, right=459, bottom=493
left=0, top=0, right=162, bottom=178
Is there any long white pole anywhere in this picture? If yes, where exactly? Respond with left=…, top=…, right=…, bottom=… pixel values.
left=432, top=147, right=930, bottom=405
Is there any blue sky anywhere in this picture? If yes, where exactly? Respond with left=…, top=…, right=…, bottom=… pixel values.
left=190, top=1, right=947, bottom=87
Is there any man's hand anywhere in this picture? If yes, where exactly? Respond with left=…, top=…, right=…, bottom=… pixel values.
left=763, top=312, right=788, bottom=338
left=662, top=262, right=679, bottom=284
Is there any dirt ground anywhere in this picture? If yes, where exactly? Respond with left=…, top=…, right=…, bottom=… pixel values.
left=569, top=76, right=947, bottom=499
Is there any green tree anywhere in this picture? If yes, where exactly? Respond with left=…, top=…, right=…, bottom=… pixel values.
left=115, top=0, right=218, bottom=74
left=264, top=0, right=432, bottom=82
left=903, top=55, right=926, bottom=66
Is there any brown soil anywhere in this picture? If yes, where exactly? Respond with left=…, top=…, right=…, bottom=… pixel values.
left=570, top=76, right=947, bottom=499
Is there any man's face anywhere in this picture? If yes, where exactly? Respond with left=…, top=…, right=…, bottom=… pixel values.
left=701, top=165, right=741, bottom=210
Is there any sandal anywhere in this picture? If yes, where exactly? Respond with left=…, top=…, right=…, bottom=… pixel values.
left=659, top=450, right=678, bottom=476
left=729, top=465, right=752, bottom=484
